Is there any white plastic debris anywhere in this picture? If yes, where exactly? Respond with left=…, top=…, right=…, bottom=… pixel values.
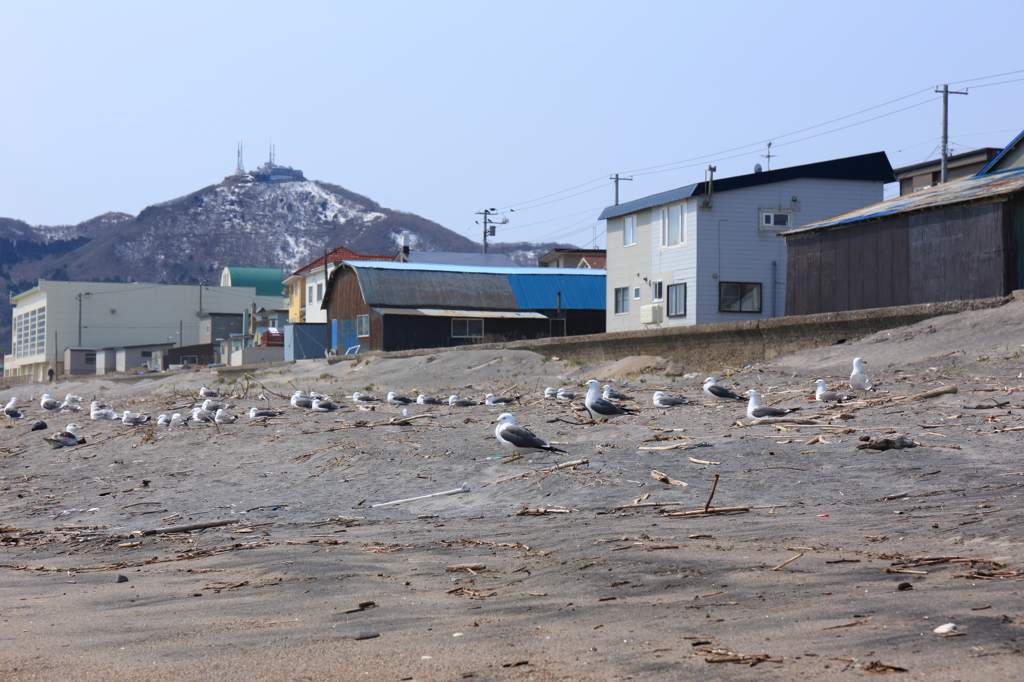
left=933, top=622, right=958, bottom=634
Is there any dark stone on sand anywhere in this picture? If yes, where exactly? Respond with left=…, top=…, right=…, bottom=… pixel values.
left=116, top=575, right=129, bottom=583
left=30, top=421, right=47, bottom=431
left=897, top=582, right=913, bottom=591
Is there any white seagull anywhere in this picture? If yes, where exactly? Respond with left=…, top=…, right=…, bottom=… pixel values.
left=602, top=385, right=633, bottom=401
left=652, top=391, right=691, bottom=407
left=584, top=379, right=634, bottom=422
left=387, top=391, right=414, bottom=405
left=191, top=407, right=216, bottom=424
left=59, top=401, right=83, bottom=412
left=543, top=387, right=557, bottom=399
left=311, top=398, right=340, bottom=412
left=201, top=398, right=228, bottom=412
left=416, top=394, right=444, bottom=405
left=485, top=393, right=518, bottom=406
left=290, top=391, right=314, bottom=408
left=122, top=410, right=149, bottom=426
left=702, top=378, right=744, bottom=402
left=814, top=379, right=856, bottom=403
left=214, top=408, right=237, bottom=424
left=351, top=391, right=380, bottom=403
left=64, top=394, right=83, bottom=403
left=4, top=397, right=25, bottom=420
left=199, top=386, right=221, bottom=398
left=157, top=414, right=171, bottom=426
left=556, top=388, right=576, bottom=401
left=249, top=407, right=284, bottom=418
left=169, top=413, right=187, bottom=428
left=850, top=358, right=874, bottom=392
left=39, top=394, right=62, bottom=412
left=90, top=402, right=119, bottom=420
left=448, top=395, right=479, bottom=407
left=493, top=413, right=567, bottom=456
left=43, top=423, right=83, bottom=449
left=745, top=389, right=801, bottom=420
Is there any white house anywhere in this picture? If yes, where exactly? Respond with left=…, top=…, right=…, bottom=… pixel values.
left=598, top=152, right=895, bottom=332
left=5, top=280, right=284, bottom=381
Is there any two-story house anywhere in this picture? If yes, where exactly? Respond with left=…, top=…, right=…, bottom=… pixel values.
left=598, top=152, right=895, bottom=332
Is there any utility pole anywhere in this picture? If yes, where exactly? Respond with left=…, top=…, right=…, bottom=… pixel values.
left=935, top=84, right=968, bottom=183
left=610, top=174, right=633, bottom=205
left=476, top=209, right=508, bottom=254
left=76, top=292, right=91, bottom=346
left=324, top=247, right=332, bottom=355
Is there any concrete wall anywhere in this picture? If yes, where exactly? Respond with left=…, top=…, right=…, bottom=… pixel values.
left=357, top=297, right=1009, bottom=371
left=231, top=346, right=284, bottom=366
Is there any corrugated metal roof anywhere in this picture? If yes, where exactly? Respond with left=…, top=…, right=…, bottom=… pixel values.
left=372, top=307, right=547, bottom=319
left=599, top=151, right=895, bottom=221
left=780, top=166, right=1024, bottom=236
left=343, top=261, right=605, bottom=311
left=401, top=252, right=519, bottom=267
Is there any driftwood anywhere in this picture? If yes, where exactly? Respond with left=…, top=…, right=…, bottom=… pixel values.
left=138, top=518, right=239, bottom=536
left=516, top=507, right=570, bottom=516
left=665, top=506, right=749, bottom=517
left=689, top=457, right=720, bottom=465
left=639, top=443, right=688, bottom=451
left=909, top=385, right=958, bottom=401
left=749, top=417, right=820, bottom=426
left=545, top=459, right=589, bottom=471
left=770, top=552, right=804, bottom=571
left=651, top=470, right=688, bottom=487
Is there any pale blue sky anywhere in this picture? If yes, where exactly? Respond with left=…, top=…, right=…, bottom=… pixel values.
left=1, top=1, right=1021, bottom=250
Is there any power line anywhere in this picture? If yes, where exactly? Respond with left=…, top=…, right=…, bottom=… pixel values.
left=948, top=68, right=1024, bottom=85
left=967, top=76, right=1024, bottom=90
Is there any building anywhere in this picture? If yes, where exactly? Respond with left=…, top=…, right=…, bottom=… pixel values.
left=283, top=246, right=391, bottom=323
left=5, top=280, right=283, bottom=381
left=781, top=132, right=1024, bottom=316
left=322, top=261, right=605, bottom=353
left=220, top=267, right=286, bottom=297
left=894, top=148, right=1001, bottom=196
left=537, top=248, right=606, bottom=269
left=598, top=152, right=896, bottom=332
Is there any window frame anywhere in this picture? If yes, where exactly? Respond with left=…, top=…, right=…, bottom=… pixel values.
left=719, top=282, right=762, bottom=313
left=651, top=280, right=664, bottom=302
left=759, top=209, right=793, bottom=232
left=451, top=318, right=484, bottom=338
left=613, top=287, right=629, bottom=315
left=666, top=283, right=687, bottom=317
left=356, top=314, right=370, bottom=338
left=660, top=203, right=686, bottom=248
left=316, top=282, right=323, bottom=302
left=622, top=215, right=637, bottom=247
left=632, top=286, right=641, bottom=300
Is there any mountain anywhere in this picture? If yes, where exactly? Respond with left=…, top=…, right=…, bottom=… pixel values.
left=0, top=176, right=581, bottom=348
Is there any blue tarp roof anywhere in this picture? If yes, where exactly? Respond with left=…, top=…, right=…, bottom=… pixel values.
left=337, top=261, right=605, bottom=311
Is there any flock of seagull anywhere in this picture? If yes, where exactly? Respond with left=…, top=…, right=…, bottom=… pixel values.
left=4, top=357, right=875, bottom=457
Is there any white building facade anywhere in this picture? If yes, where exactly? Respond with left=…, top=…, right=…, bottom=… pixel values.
left=599, top=153, right=895, bottom=332
left=5, top=280, right=284, bottom=380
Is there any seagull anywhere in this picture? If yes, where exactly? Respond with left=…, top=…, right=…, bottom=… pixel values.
left=91, top=400, right=112, bottom=410
left=745, top=389, right=801, bottom=420
left=702, top=378, right=744, bottom=402
left=122, top=410, right=150, bottom=426
left=814, top=379, right=856, bottom=403
left=850, top=358, right=875, bottom=392
left=485, top=393, right=518, bottom=405
left=311, top=398, right=340, bottom=412
left=416, top=394, right=444, bottom=405
left=290, top=391, right=314, bottom=408
left=602, top=385, right=633, bottom=401
left=544, top=387, right=557, bottom=399
left=556, top=388, right=576, bottom=401
left=652, top=391, right=691, bottom=407
left=352, top=391, right=380, bottom=403
left=493, top=413, right=567, bottom=456
left=584, top=379, right=634, bottom=422
left=387, top=391, right=414, bottom=405
left=90, top=402, right=119, bottom=420
left=39, top=394, right=62, bottom=412
left=214, top=408, right=237, bottom=424
left=249, top=407, right=284, bottom=418
left=157, top=414, right=170, bottom=426
left=4, top=397, right=25, bottom=420
left=191, top=407, right=216, bottom=424
left=199, top=386, right=221, bottom=398
left=201, top=398, right=228, bottom=412
left=169, top=413, right=188, bottom=428
left=64, top=394, right=83, bottom=403
left=43, top=423, right=83, bottom=449
left=448, top=395, right=479, bottom=407
left=59, top=401, right=83, bottom=412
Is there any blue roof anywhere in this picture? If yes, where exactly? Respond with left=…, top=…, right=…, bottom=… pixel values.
left=599, top=151, right=895, bottom=221
left=978, top=129, right=1024, bottom=175
left=339, top=261, right=605, bottom=311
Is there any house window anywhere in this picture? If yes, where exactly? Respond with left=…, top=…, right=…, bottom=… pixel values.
left=180, top=355, right=198, bottom=365
left=205, top=324, right=211, bottom=334
left=452, top=318, right=483, bottom=338
left=316, top=283, right=323, bottom=302
left=356, top=314, right=369, bottom=338
left=661, top=204, right=685, bottom=247
left=13, top=306, right=45, bottom=358
left=759, top=210, right=792, bottom=232
left=651, top=280, right=664, bottom=302
left=84, top=353, right=96, bottom=365
left=613, top=287, right=629, bottom=315
left=667, top=283, right=686, bottom=317
left=622, top=215, right=637, bottom=246
left=720, top=282, right=762, bottom=312
left=308, top=285, right=313, bottom=303
left=633, top=286, right=641, bottom=300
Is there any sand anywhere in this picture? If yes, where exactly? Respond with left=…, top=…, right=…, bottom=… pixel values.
left=3, top=303, right=1024, bottom=681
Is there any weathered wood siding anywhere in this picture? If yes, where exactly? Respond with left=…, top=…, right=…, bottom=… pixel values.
left=786, top=201, right=1015, bottom=316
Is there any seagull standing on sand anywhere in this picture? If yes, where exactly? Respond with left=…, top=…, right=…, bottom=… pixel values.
left=4, top=397, right=25, bottom=421
left=745, top=389, right=801, bottom=420
left=43, top=423, right=83, bottom=449
left=416, top=394, right=444, bottom=405
left=448, top=395, right=479, bottom=407
left=387, top=391, right=413, bottom=405
left=493, top=413, right=567, bottom=456
left=652, top=391, right=691, bottom=407
left=122, top=411, right=149, bottom=425
left=39, top=394, right=61, bottom=412
left=584, top=379, right=634, bottom=422
left=814, top=379, right=855, bottom=403
left=702, top=378, right=744, bottom=402
left=850, top=358, right=875, bottom=392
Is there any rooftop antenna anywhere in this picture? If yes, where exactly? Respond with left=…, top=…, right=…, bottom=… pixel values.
left=235, top=141, right=245, bottom=175
left=761, top=141, right=775, bottom=171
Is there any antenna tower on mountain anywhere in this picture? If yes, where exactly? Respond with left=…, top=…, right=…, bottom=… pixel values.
left=236, top=142, right=245, bottom=175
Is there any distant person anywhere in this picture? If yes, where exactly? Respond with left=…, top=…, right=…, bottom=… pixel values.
left=47, top=368, right=55, bottom=383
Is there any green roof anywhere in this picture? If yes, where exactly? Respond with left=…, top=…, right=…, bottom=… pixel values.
left=222, top=267, right=285, bottom=297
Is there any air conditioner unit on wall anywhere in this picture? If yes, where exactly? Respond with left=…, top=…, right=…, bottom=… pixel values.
left=640, top=304, right=662, bottom=325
